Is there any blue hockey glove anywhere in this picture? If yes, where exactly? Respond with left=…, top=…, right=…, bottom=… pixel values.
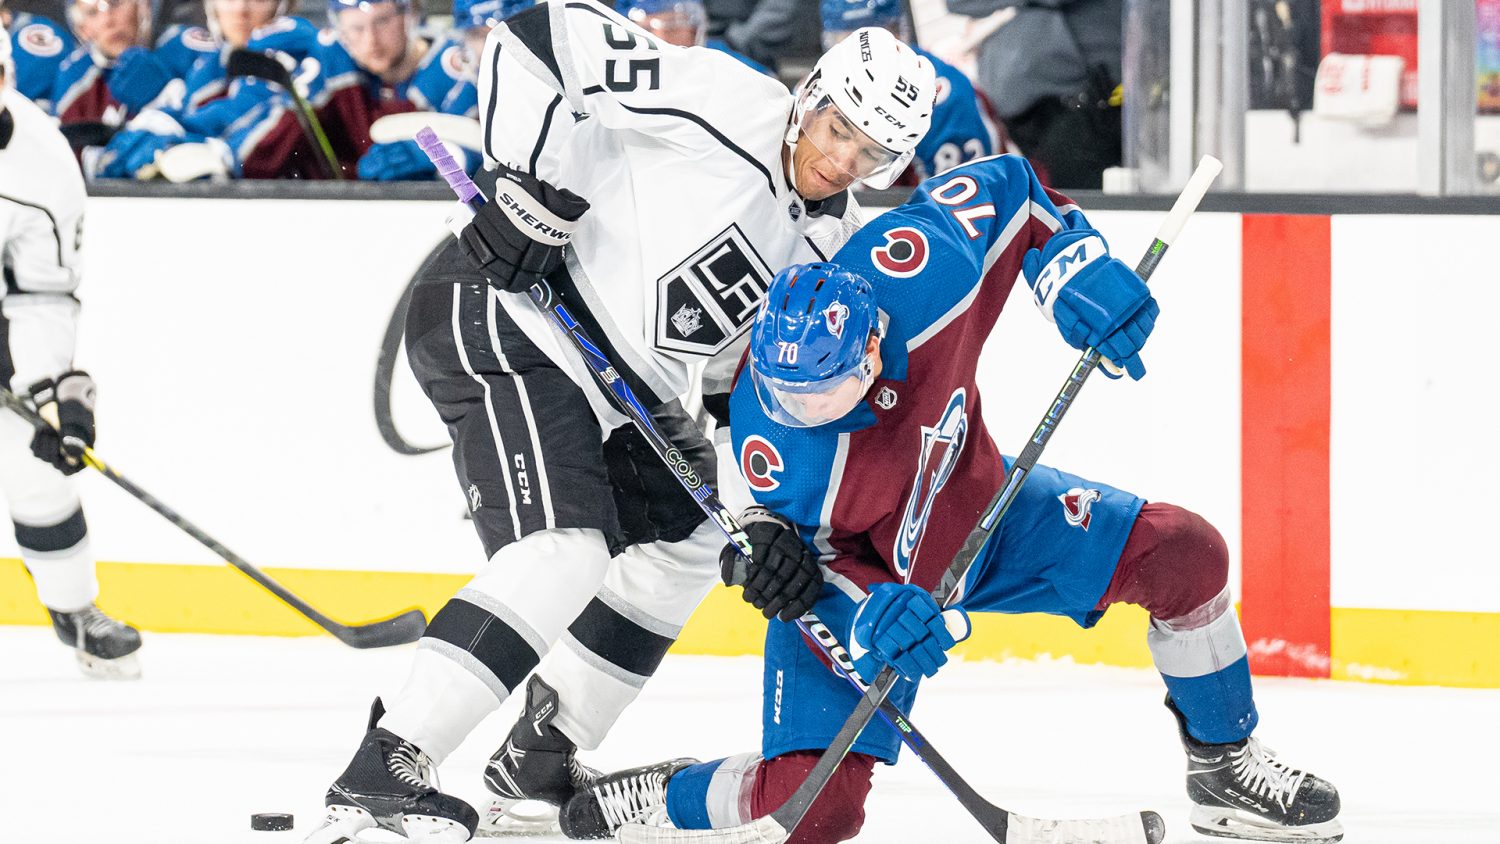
left=107, top=47, right=175, bottom=111
left=1022, top=229, right=1160, bottom=380
left=849, top=583, right=970, bottom=685
left=358, top=141, right=435, bottom=181
left=96, top=130, right=179, bottom=178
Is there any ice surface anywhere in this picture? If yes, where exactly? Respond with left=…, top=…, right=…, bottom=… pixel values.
left=3, top=628, right=1495, bottom=843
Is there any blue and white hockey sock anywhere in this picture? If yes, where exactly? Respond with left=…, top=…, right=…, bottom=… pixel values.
left=1147, top=586, right=1258, bottom=744
left=665, top=753, right=762, bottom=830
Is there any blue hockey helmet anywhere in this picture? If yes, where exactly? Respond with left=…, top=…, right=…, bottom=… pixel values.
left=452, top=0, right=530, bottom=30
left=749, top=262, right=882, bottom=428
left=327, top=0, right=411, bottom=24
left=820, top=0, right=899, bottom=44
left=619, top=0, right=705, bottom=47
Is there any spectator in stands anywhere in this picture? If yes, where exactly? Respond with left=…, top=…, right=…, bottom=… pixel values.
left=52, top=0, right=219, bottom=135
left=91, top=0, right=298, bottom=179
left=3, top=0, right=74, bottom=110
left=948, top=0, right=1122, bottom=188
left=619, top=0, right=770, bottom=75
left=820, top=0, right=1004, bottom=185
left=704, top=0, right=819, bottom=75
left=219, top=0, right=475, bottom=179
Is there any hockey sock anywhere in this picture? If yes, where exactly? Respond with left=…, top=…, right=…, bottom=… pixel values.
left=664, top=753, right=762, bottom=829
left=1148, top=586, right=1258, bottom=744
left=16, top=508, right=98, bottom=612
left=382, top=528, right=611, bottom=762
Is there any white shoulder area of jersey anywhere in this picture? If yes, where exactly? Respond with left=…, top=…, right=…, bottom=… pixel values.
left=0, top=88, right=88, bottom=203
left=16, top=22, right=67, bottom=58
left=251, top=16, right=302, bottom=39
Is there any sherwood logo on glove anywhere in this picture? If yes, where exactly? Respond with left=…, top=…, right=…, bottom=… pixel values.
left=495, top=185, right=576, bottom=247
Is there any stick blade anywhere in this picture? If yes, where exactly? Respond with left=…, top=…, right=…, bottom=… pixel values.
left=1003, top=808, right=1166, bottom=844
left=328, top=608, right=428, bottom=649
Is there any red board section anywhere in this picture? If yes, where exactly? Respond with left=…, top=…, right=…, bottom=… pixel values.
left=1240, top=215, right=1332, bottom=679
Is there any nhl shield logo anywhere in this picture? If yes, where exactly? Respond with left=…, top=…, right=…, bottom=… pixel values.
left=1059, top=487, right=1101, bottom=530
left=824, top=302, right=850, bottom=339
left=874, top=386, right=898, bottom=410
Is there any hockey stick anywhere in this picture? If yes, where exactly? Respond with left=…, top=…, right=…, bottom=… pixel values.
left=618, top=155, right=1225, bottom=844
left=225, top=48, right=344, bottom=180
left=418, top=131, right=1190, bottom=843
left=0, top=388, right=428, bottom=649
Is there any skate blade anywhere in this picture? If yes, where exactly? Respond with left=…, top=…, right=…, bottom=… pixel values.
left=77, top=650, right=141, bottom=681
left=303, top=804, right=378, bottom=844
left=474, top=798, right=560, bottom=838
left=1190, top=806, right=1344, bottom=843
left=401, top=814, right=475, bottom=842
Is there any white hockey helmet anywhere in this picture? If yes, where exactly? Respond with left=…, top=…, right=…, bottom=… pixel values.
left=787, top=26, right=935, bottom=190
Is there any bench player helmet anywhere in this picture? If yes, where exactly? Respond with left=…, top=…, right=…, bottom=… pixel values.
left=820, top=0, right=902, bottom=46
left=787, top=26, right=934, bottom=190
left=619, top=0, right=706, bottom=47
left=749, top=262, right=882, bottom=428
left=453, top=0, right=531, bottom=31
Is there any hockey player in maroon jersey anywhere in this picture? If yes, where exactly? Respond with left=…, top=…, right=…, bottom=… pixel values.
left=561, top=154, right=1344, bottom=843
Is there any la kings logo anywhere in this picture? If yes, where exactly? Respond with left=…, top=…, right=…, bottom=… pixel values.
left=656, top=224, right=772, bottom=356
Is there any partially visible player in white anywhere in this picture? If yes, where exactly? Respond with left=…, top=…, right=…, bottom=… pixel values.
left=0, top=24, right=143, bottom=681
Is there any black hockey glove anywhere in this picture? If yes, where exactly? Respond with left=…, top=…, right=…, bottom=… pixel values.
left=720, top=506, right=823, bottom=622
left=28, top=371, right=97, bottom=476
left=459, top=164, right=590, bottom=293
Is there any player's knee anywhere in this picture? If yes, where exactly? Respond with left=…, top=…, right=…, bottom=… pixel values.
left=752, top=750, right=876, bottom=843
left=1108, top=503, right=1229, bottom=620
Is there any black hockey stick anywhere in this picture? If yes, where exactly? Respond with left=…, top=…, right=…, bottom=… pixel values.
left=225, top=48, right=344, bottom=180
left=419, top=131, right=1192, bottom=843
left=0, top=388, right=427, bottom=649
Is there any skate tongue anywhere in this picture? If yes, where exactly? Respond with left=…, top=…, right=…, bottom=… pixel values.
left=367, top=698, right=388, bottom=730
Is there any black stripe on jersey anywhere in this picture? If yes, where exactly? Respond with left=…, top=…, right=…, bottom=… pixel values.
left=567, top=597, right=675, bottom=678
left=14, top=507, right=88, bottom=554
left=803, top=237, right=828, bottom=261
left=0, top=194, right=65, bottom=266
left=547, top=262, right=668, bottom=408
left=528, top=95, right=562, bottom=175
left=484, top=41, right=503, bottom=163
left=564, top=1, right=612, bottom=21
left=0, top=299, right=11, bottom=390
left=505, top=4, right=563, bottom=91
left=615, top=104, right=776, bottom=196
left=424, top=597, right=542, bottom=693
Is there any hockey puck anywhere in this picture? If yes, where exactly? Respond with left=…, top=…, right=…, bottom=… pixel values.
left=250, top=812, right=294, bottom=831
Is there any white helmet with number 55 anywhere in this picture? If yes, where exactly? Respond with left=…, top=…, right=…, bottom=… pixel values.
left=787, top=26, right=935, bottom=190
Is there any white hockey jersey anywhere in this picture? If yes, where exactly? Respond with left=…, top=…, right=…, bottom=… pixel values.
left=478, top=0, right=861, bottom=416
left=0, top=86, right=85, bottom=395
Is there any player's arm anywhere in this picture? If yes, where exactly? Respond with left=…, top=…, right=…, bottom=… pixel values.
left=0, top=201, right=97, bottom=474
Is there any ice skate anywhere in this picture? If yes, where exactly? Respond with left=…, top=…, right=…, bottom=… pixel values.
left=304, top=699, right=479, bottom=844
left=558, top=757, right=698, bottom=840
left=48, top=604, right=141, bottom=680
left=477, top=676, right=602, bottom=837
left=1170, top=697, right=1343, bottom=842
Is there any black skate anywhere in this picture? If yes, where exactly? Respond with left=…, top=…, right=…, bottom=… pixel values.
left=1169, top=696, right=1343, bottom=842
left=478, top=676, right=601, bottom=836
left=305, top=699, right=479, bottom=844
left=48, top=604, right=141, bottom=680
left=558, top=758, right=698, bottom=840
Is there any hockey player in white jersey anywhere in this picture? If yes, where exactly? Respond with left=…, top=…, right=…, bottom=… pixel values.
left=304, top=3, right=935, bottom=842
left=0, top=27, right=143, bottom=681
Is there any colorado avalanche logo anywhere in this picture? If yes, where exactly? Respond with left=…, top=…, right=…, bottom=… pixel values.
left=870, top=227, right=929, bottom=279
left=894, top=388, right=968, bottom=579
left=740, top=435, right=784, bottom=492
left=1059, top=487, right=1101, bottom=531
left=823, top=301, right=850, bottom=339
left=19, top=24, right=65, bottom=58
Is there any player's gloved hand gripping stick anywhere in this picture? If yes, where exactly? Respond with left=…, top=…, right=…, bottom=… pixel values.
left=0, top=388, right=428, bottom=648
left=419, top=129, right=1214, bottom=844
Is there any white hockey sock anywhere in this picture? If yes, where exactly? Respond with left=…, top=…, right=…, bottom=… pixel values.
left=540, top=519, right=722, bottom=749
left=381, top=527, right=612, bottom=763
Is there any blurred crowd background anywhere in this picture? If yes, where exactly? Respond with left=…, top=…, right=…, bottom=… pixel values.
left=3, top=0, right=1491, bottom=191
